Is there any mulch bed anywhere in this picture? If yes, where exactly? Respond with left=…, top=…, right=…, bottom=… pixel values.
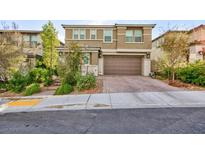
left=163, top=79, right=205, bottom=91
left=0, top=91, right=23, bottom=97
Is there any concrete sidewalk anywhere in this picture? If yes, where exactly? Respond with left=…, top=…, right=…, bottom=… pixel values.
left=1, top=91, right=205, bottom=113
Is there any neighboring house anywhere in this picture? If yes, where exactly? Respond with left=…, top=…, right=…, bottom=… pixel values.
left=62, top=24, right=156, bottom=76
left=0, top=30, right=43, bottom=67
left=0, top=30, right=64, bottom=68
left=188, top=24, right=205, bottom=62
left=152, top=24, right=205, bottom=67
left=151, top=30, right=188, bottom=61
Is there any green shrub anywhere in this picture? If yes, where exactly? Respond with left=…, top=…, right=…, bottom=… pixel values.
left=28, top=68, right=50, bottom=83
left=44, top=76, right=53, bottom=87
left=62, top=71, right=77, bottom=86
left=177, top=61, right=205, bottom=86
left=55, top=83, right=73, bottom=95
left=76, top=74, right=96, bottom=91
left=0, top=82, right=6, bottom=89
left=24, top=83, right=41, bottom=96
left=8, top=71, right=28, bottom=93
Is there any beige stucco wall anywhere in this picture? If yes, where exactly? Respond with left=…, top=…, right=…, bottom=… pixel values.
left=189, top=45, right=205, bottom=62
left=142, top=56, right=151, bottom=76
left=90, top=52, right=98, bottom=65
left=64, top=26, right=152, bottom=50
left=98, top=58, right=103, bottom=75
left=151, top=38, right=164, bottom=61
left=189, top=28, right=205, bottom=43
left=188, top=27, right=205, bottom=62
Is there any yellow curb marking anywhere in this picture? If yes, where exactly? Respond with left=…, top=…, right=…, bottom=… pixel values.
left=8, top=99, right=41, bottom=107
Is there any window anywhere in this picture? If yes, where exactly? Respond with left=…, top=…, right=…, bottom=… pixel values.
left=125, top=30, right=143, bottom=42
left=31, top=35, right=38, bottom=47
left=82, top=53, right=90, bottom=65
left=90, top=29, right=96, bottom=40
left=134, top=30, right=143, bottom=42
left=80, top=29, right=85, bottom=40
left=23, top=34, right=38, bottom=48
left=73, top=29, right=86, bottom=40
left=23, top=35, right=30, bottom=42
left=125, top=30, right=133, bottom=42
left=73, top=29, right=79, bottom=40
left=23, top=35, right=30, bottom=47
left=104, top=29, right=112, bottom=43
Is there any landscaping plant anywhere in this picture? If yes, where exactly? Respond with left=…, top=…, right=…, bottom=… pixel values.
left=177, top=61, right=205, bottom=86
left=58, top=42, right=82, bottom=86
left=27, top=68, right=50, bottom=83
left=41, top=21, right=60, bottom=76
left=157, top=31, right=189, bottom=83
left=76, top=73, right=96, bottom=91
left=24, top=83, right=41, bottom=96
left=55, top=83, right=73, bottom=95
left=0, top=23, right=25, bottom=81
left=8, top=71, right=28, bottom=93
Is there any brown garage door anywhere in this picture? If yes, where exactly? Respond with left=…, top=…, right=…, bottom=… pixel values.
left=104, top=55, right=142, bottom=75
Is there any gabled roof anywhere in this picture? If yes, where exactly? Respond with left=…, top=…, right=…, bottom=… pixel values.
left=188, top=24, right=205, bottom=33
left=152, top=30, right=188, bottom=42
left=62, top=23, right=156, bottom=28
left=62, top=24, right=115, bottom=28
left=0, top=30, right=42, bottom=34
left=115, top=24, right=156, bottom=28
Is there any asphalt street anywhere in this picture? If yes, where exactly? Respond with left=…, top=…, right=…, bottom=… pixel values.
left=1, top=107, right=205, bottom=134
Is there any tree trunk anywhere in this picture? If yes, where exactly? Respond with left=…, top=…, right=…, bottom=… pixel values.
left=172, top=71, right=175, bottom=81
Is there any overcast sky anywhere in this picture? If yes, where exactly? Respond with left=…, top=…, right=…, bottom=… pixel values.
left=0, top=20, right=205, bottom=42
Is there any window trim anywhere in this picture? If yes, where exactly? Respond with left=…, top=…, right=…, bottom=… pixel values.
left=72, top=29, right=86, bottom=40
left=73, top=29, right=79, bottom=40
left=79, top=29, right=86, bottom=40
left=134, top=30, right=143, bottom=42
left=125, top=29, right=143, bottom=43
left=125, top=30, right=133, bottom=42
left=90, top=29, right=97, bottom=40
left=103, top=29, right=113, bottom=43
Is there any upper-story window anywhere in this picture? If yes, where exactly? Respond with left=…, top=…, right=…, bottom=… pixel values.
left=104, top=29, right=112, bottom=43
left=134, top=30, right=143, bottom=42
left=90, top=29, right=97, bottom=40
left=80, top=29, right=85, bottom=40
left=73, top=29, right=79, bottom=40
left=73, top=29, right=86, bottom=40
left=23, top=34, right=38, bottom=48
left=125, top=30, right=133, bottom=42
left=125, top=30, right=143, bottom=42
left=23, top=35, right=30, bottom=47
left=31, top=35, right=38, bottom=47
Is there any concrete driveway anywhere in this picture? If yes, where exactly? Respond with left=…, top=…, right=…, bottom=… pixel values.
left=103, top=75, right=181, bottom=93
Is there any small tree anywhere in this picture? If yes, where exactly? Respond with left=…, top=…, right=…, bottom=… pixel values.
left=158, top=31, right=189, bottom=82
left=41, top=21, right=60, bottom=75
left=58, top=42, right=82, bottom=85
left=0, top=22, right=25, bottom=81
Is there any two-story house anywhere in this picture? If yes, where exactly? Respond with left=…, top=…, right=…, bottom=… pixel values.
left=188, top=24, right=205, bottom=62
left=0, top=30, right=43, bottom=67
left=62, top=24, right=156, bottom=76
left=151, top=30, right=188, bottom=60
left=152, top=24, right=205, bottom=68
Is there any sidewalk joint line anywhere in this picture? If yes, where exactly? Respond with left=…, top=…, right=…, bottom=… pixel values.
left=86, top=94, right=91, bottom=109
left=108, top=93, right=112, bottom=109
